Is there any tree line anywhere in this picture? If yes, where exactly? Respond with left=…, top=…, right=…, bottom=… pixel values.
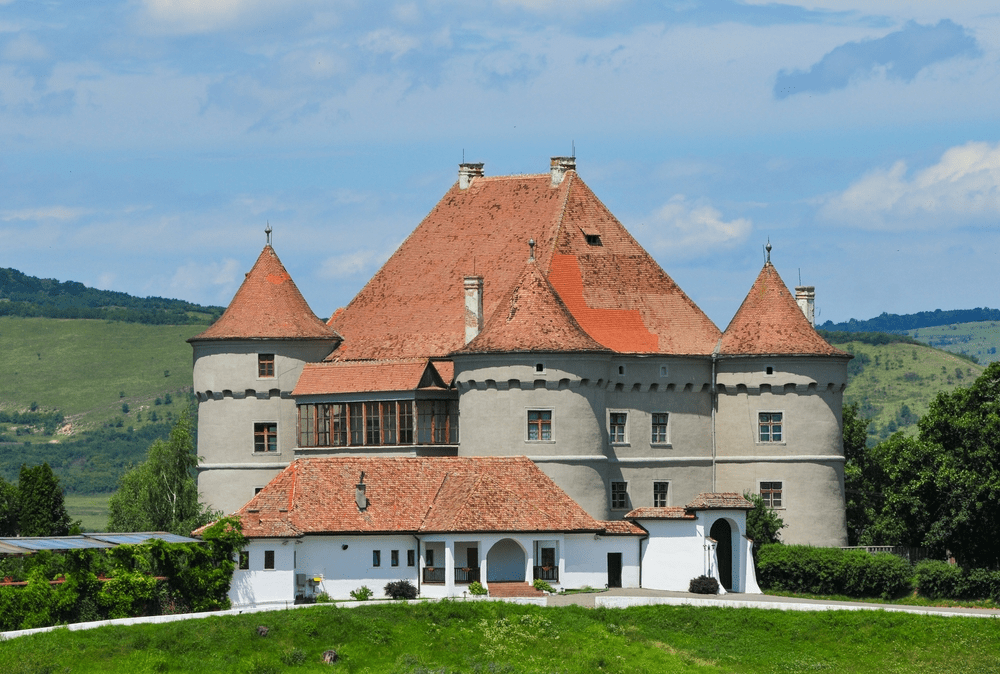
left=820, top=307, right=1000, bottom=333
left=844, top=361, right=1000, bottom=568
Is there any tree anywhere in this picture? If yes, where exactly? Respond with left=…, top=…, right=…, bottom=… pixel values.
left=107, top=409, right=216, bottom=535
left=744, top=491, right=785, bottom=560
left=842, top=402, right=880, bottom=545
left=0, top=476, right=18, bottom=536
left=17, top=462, right=72, bottom=536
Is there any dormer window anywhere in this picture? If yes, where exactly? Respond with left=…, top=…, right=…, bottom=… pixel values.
left=585, top=234, right=602, bottom=246
left=259, top=354, right=275, bottom=378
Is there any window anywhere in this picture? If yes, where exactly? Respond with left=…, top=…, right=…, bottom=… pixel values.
left=761, top=481, right=783, bottom=508
left=297, top=400, right=452, bottom=448
left=425, top=548, right=434, bottom=567
left=254, top=423, right=277, bottom=452
left=407, top=550, right=415, bottom=567
left=540, top=547, right=556, bottom=568
left=391, top=550, right=399, bottom=567
left=258, top=354, right=275, bottom=378
left=535, top=363, right=545, bottom=373
left=765, top=366, right=774, bottom=376
left=611, top=481, right=628, bottom=510
left=758, top=412, right=783, bottom=442
left=617, top=365, right=625, bottom=375
left=609, top=412, right=627, bottom=443
left=373, top=550, right=381, bottom=567
left=651, top=413, right=668, bottom=443
left=527, top=410, right=552, bottom=441
left=659, top=365, right=668, bottom=377
left=653, top=481, right=669, bottom=507
left=238, top=551, right=249, bottom=570
left=585, top=234, right=602, bottom=246
left=254, top=487, right=264, bottom=496
left=264, top=550, right=275, bottom=570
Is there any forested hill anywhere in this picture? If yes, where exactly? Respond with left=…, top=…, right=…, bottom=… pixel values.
left=820, top=307, right=1000, bottom=333
left=0, top=268, right=224, bottom=325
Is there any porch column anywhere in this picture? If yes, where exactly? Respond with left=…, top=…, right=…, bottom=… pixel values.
left=525, top=540, right=534, bottom=585
left=445, top=540, right=455, bottom=596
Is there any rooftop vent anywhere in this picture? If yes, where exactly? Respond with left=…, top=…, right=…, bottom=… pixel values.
left=459, top=162, right=484, bottom=189
left=356, top=471, right=368, bottom=511
left=464, top=276, right=484, bottom=344
left=550, top=156, right=576, bottom=186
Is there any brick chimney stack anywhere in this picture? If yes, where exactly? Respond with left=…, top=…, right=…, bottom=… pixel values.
left=459, top=163, right=484, bottom=189
left=795, top=286, right=815, bottom=326
left=464, top=276, right=484, bottom=344
left=550, top=156, right=576, bottom=186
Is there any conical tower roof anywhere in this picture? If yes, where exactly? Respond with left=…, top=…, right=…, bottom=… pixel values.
left=190, top=245, right=340, bottom=341
left=455, top=262, right=610, bottom=354
left=719, top=262, right=847, bottom=357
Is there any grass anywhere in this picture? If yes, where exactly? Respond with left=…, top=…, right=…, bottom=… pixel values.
left=830, top=340, right=985, bottom=442
left=764, top=589, right=1000, bottom=610
left=2, top=601, right=1000, bottom=673
left=65, top=493, right=110, bottom=532
left=907, top=320, right=1000, bottom=365
left=0, top=317, right=201, bottom=434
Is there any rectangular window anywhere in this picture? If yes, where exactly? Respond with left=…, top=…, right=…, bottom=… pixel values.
left=761, top=481, right=783, bottom=508
left=417, top=400, right=457, bottom=444
left=609, top=412, right=628, bottom=443
left=254, top=423, right=277, bottom=452
left=258, top=354, right=274, bottom=378
left=391, top=550, right=399, bottom=567
left=366, top=402, right=381, bottom=445
left=382, top=401, right=398, bottom=445
left=331, top=404, right=347, bottom=446
left=541, top=547, right=556, bottom=568
left=426, top=548, right=434, bottom=567
left=238, top=551, right=249, bottom=570
left=399, top=401, right=414, bottom=444
left=264, top=550, right=275, bottom=570
left=651, top=413, right=668, bottom=443
left=298, top=404, right=316, bottom=447
left=349, top=403, right=364, bottom=446
left=653, top=481, right=668, bottom=507
left=407, top=550, right=415, bottom=567
left=759, top=412, right=783, bottom=442
left=373, top=550, right=381, bottom=567
left=611, top=481, right=628, bottom=510
left=527, top=410, right=552, bottom=441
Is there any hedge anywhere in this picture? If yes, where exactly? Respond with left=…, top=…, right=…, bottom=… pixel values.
left=756, top=545, right=912, bottom=599
left=914, top=560, right=1000, bottom=601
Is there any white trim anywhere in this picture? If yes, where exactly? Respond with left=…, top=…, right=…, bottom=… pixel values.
left=650, top=411, right=670, bottom=445
left=525, top=408, right=554, bottom=443
left=716, top=455, right=844, bottom=463
left=651, top=479, right=670, bottom=507
left=610, top=480, right=629, bottom=511
left=608, top=409, right=629, bottom=445
left=755, top=409, right=785, bottom=444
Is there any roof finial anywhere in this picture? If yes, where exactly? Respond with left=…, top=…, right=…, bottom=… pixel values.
left=765, top=239, right=772, bottom=264
left=528, top=238, right=536, bottom=262
left=265, top=222, right=272, bottom=247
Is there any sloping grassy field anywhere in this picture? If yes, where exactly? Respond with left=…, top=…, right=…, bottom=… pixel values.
left=2, top=601, right=999, bottom=673
left=907, top=320, right=1000, bottom=365
left=0, top=316, right=200, bottom=434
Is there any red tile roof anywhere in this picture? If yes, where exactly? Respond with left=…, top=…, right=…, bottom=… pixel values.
left=292, top=359, right=445, bottom=396
left=224, top=456, right=631, bottom=537
left=600, top=520, right=649, bottom=534
left=624, top=507, right=695, bottom=520
left=326, top=170, right=721, bottom=360
left=685, top=492, right=755, bottom=510
left=456, top=262, right=610, bottom=354
left=191, top=246, right=340, bottom=342
left=719, top=263, right=849, bottom=357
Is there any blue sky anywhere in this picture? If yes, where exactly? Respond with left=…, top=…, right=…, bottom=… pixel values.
left=1, top=0, right=998, bottom=329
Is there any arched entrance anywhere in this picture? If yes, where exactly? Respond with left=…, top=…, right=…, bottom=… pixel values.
left=710, top=519, right=733, bottom=591
left=486, top=539, right=525, bottom=582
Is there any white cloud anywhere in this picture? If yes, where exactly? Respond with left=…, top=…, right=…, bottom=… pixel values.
left=318, top=249, right=387, bottom=279
left=169, top=258, right=242, bottom=302
left=0, top=206, right=89, bottom=221
left=3, top=34, right=48, bottom=62
left=140, top=0, right=296, bottom=34
left=358, top=29, right=420, bottom=59
left=821, top=141, right=1000, bottom=228
left=643, top=195, right=752, bottom=257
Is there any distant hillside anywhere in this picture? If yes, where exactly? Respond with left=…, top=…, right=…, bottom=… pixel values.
left=820, top=307, right=1000, bottom=333
left=906, top=321, right=1000, bottom=366
left=826, top=336, right=985, bottom=443
left=0, top=267, right=224, bottom=325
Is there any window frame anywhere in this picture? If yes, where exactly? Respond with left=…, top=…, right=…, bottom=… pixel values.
left=391, top=550, right=399, bottom=567
left=407, top=550, right=415, bottom=567
left=264, top=550, right=275, bottom=570
left=526, top=409, right=553, bottom=442
left=238, top=551, right=249, bottom=570
left=608, top=411, right=628, bottom=445
left=254, top=422, right=278, bottom=453
left=610, top=481, right=629, bottom=510
left=296, top=399, right=453, bottom=448
left=758, top=411, right=784, bottom=443
left=652, top=481, right=669, bottom=508
left=760, top=481, right=784, bottom=509
left=258, top=353, right=275, bottom=378
left=372, top=550, right=381, bottom=567
left=651, top=412, right=669, bottom=445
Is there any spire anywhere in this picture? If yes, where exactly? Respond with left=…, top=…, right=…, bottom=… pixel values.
left=190, top=245, right=341, bottom=342
left=719, top=261, right=847, bottom=357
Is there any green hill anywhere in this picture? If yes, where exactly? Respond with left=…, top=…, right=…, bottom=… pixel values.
left=830, top=338, right=985, bottom=443
left=906, top=320, right=1000, bottom=365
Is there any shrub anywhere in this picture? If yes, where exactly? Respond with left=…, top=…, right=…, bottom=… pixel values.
left=689, top=575, right=720, bottom=594
left=957, top=568, right=1000, bottom=601
left=533, top=578, right=554, bottom=594
left=314, top=591, right=332, bottom=603
left=384, top=579, right=418, bottom=600
left=349, top=586, right=373, bottom=601
left=914, top=560, right=961, bottom=599
left=468, top=581, right=488, bottom=596
left=756, top=544, right=912, bottom=599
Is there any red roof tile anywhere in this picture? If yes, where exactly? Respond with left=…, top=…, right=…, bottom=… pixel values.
left=456, top=262, right=610, bottom=354
left=191, top=246, right=340, bottom=342
left=326, top=169, right=720, bottom=360
left=600, top=520, right=649, bottom=534
left=685, top=493, right=755, bottom=510
left=226, top=456, right=628, bottom=537
left=719, top=263, right=849, bottom=357
left=292, top=359, right=445, bottom=396
left=431, top=360, right=455, bottom=386
left=624, top=507, right=696, bottom=520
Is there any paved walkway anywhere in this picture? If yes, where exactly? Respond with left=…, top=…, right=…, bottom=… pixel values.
left=547, top=588, right=1000, bottom=618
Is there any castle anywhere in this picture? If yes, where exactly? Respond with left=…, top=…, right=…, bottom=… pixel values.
left=190, top=156, right=850, bottom=549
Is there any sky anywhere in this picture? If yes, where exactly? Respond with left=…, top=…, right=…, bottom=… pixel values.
left=1, top=0, right=998, bottom=330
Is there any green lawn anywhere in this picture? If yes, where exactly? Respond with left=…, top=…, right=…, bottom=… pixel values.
left=0, top=316, right=201, bottom=434
left=65, top=493, right=110, bottom=532
left=2, top=601, right=999, bottom=673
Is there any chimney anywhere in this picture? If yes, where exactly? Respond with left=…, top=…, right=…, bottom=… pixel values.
left=464, top=276, right=484, bottom=344
left=355, top=471, right=367, bottom=511
left=550, top=156, right=576, bottom=186
left=795, top=286, right=815, bottom=326
left=458, top=162, right=484, bottom=189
